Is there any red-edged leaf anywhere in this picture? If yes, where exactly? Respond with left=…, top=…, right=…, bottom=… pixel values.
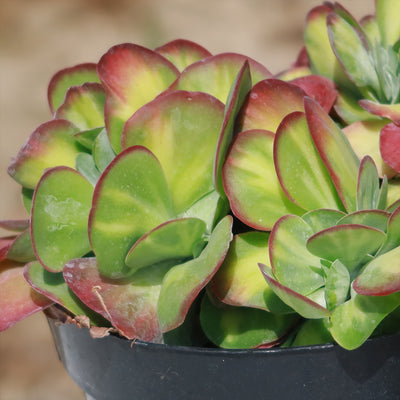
left=0, top=260, right=52, bottom=331
left=360, top=100, right=400, bottom=125
left=237, top=79, right=306, bottom=133
left=48, top=63, right=100, bottom=114
left=97, top=43, right=179, bottom=153
left=0, top=220, right=29, bottom=232
left=0, top=237, right=15, bottom=262
left=154, top=39, right=212, bottom=72
left=380, top=122, right=400, bottom=173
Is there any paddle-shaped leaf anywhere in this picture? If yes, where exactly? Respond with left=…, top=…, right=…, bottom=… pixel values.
left=291, top=318, right=332, bottom=346
left=211, top=231, right=291, bottom=313
left=357, top=156, right=380, bottom=210
left=47, top=63, right=100, bottom=114
left=259, top=263, right=330, bottom=319
left=223, top=130, right=304, bottom=230
left=97, top=43, right=179, bottom=152
left=157, top=216, right=232, bottom=332
left=55, top=83, right=105, bottom=130
left=31, top=167, right=93, bottom=272
left=379, top=205, right=400, bottom=254
left=274, top=111, right=343, bottom=211
left=302, top=209, right=345, bottom=234
left=0, top=260, right=52, bottom=331
left=306, top=224, right=386, bottom=272
left=380, top=123, right=400, bottom=173
left=174, top=53, right=271, bottom=103
left=269, top=215, right=323, bottom=295
left=7, top=119, right=83, bottom=189
left=325, top=259, right=350, bottom=311
left=360, top=100, right=400, bottom=125
left=200, top=291, right=298, bottom=349
left=93, top=128, right=116, bottom=172
left=305, top=97, right=360, bottom=212
left=376, top=0, right=400, bottom=47
left=6, top=230, right=35, bottom=263
left=64, top=257, right=167, bottom=341
left=337, top=210, right=390, bottom=232
left=121, top=91, right=224, bottom=214
left=154, top=39, right=212, bottom=72
left=125, top=218, right=207, bottom=275
left=353, top=246, right=400, bottom=295
left=237, top=79, right=306, bottom=133
left=89, top=146, right=174, bottom=280
left=24, top=261, right=106, bottom=325
left=330, top=292, right=400, bottom=349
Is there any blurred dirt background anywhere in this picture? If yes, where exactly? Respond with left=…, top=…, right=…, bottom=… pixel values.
left=0, top=0, right=371, bottom=398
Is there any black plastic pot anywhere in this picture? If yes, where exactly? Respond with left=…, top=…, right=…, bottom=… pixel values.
left=48, top=317, right=400, bottom=400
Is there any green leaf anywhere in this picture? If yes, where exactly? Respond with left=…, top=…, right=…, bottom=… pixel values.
left=31, top=167, right=94, bottom=272
left=73, top=127, right=104, bottom=151
left=302, top=209, right=345, bottom=234
left=378, top=205, right=400, bottom=254
left=292, top=318, right=332, bottom=346
left=376, top=0, right=400, bottom=47
left=125, top=218, right=207, bottom=275
left=92, top=128, right=116, bottom=172
left=357, top=156, right=380, bottom=210
left=89, top=146, right=175, bottom=280
left=325, top=259, right=350, bottom=311
left=75, top=153, right=101, bottom=186
left=6, top=230, right=35, bottom=263
left=336, top=210, right=390, bottom=232
left=157, top=216, right=232, bottom=332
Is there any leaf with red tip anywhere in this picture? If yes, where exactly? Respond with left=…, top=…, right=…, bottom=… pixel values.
left=359, top=100, right=400, bottom=124
left=0, top=260, right=52, bottom=332
left=154, top=39, right=212, bottom=72
left=259, top=263, right=330, bottom=319
left=305, top=97, right=360, bottom=212
left=380, top=122, right=400, bottom=173
left=269, top=215, right=324, bottom=295
left=343, top=119, right=396, bottom=178
left=125, top=218, right=207, bottom=275
left=7, top=119, right=83, bottom=189
left=31, top=167, right=93, bottom=272
left=237, top=79, right=306, bottom=133
left=274, top=112, right=343, bottom=211
left=200, top=291, right=298, bottom=349
left=0, top=237, right=15, bottom=262
left=353, top=246, right=400, bottom=296
left=289, top=75, right=337, bottom=112
left=97, top=43, right=179, bottom=153
left=175, top=53, right=271, bottom=103
left=24, top=261, right=106, bottom=325
left=223, top=130, right=304, bottom=230
left=214, top=61, right=252, bottom=197
left=0, top=220, right=29, bottom=232
left=306, top=224, right=386, bottom=271
left=89, top=146, right=175, bottom=280
left=63, top=257, right=166, bottom=341
left=211, top=231, right=291, bottom=313
left=48, top=63, right=100, bottom=114
left=121, top=91, right=224, bottom=214
left=55, top=83, right=105, bottom=130
left=330, top=292, right=400, bottom=349
left=157, top=215, right=232, bottom=332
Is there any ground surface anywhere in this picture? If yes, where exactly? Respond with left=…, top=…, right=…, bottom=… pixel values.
left=0, top=0, right=370, bottom=398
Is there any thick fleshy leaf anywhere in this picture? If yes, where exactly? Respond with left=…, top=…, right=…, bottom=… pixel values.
left=289, top=75, right=337, bottom=112
left=211, top=232, right=291, bottom=313
left=63, top=257, right=167, bottom=341
left=174, top=53, right=271, bottom=104
left=328, top=14, right=379, bottom=93
left=121, top=91, right=224, bottom=214
left=92, top=128, right=116, bottom=172
left=343, top=119, right=396, bottom=178
left=379, top=206, right=400, bottom=254
left=0, top=237, right=16, bottom=262
left=269, top=215, right=324, bottom=295
left=7, top=119, right=83, bottom=189
left=337, top=210, right=390, bottom=233
left=357, top=156, right=380, bottom=210
left=73, top=127, right=103, bottom=150
left=330, top=292, right=400, bottom=349
left=97, top=43, right=179, bottom=152
left=157, top=216, right=232, bottom=332
left=305, top=97, right=360, bottom=212
left=353, top=246, right=400, bottom=295
left=306, top=224, right=386, bottom=271
left=302, top=209, right=345, bottom=234
left=0, top=260, right=52, bottom=332
left=380, top=122, right=400, bottom=173
left=24, top=261, right=105, bottom=325
left=125, top=218, right=207, bottom=275
left=274, top=111, right=343, bottom=210
left=359, top=100, right=400, bottom=125
left=237, top=79, right=306, bottom=133
left=31, top=167, right=94, bottom=272
left=154, top=39, right=212, bottom=72
left=200, top=292, right=298, bottom=349
left=259, top=264, right=330, bottom=319
left=0, top=219, right=29, bottom=232
left=277, top=66, right=312, bottom=81
left=292, top=318, right=332, bottom=346
left=223, top=130, right=304, bottom=230
left=89, top=146, right=175, bottom=280
left=54, top=83, right=105, bottom=130
left=214, top=61, right=252, bottom=197
left=6, top=230, right=35, bottom=263
left=325, top=259, right=350, bottom=311
left=376, top=0, right=400, bottom=46
left=75, top=153, right=101, bottom=186
left=47, top=63, right=100, bottom=114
